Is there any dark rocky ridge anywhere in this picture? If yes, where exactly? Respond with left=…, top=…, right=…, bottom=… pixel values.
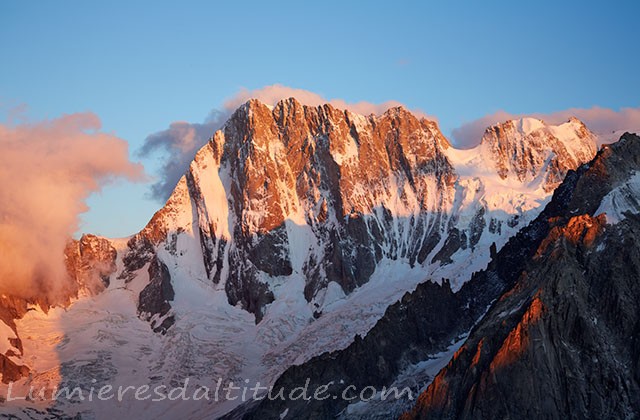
left=402, top=133, right=640, bottom=419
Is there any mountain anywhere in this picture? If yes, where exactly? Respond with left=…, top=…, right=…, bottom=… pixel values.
left=121, top=100, right=596, bottom=322
left=402, top=133, right=640, bottom=419
left=237, top=133, right=640, bottom=419
left=475, top=116, right=596, bottom=191
left=0, top=99, right=599, bottom=418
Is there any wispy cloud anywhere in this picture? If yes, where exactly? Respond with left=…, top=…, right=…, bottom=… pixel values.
left=451, top=106, right=640, bottom=148
left=137, top=111, right=225, bottom=201
left=0, top=112, right=144, bottom=304
left=140, top=84, right=432, bottom=201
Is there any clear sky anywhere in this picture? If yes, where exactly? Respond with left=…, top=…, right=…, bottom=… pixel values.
left=1, top=0, right=639, bottom=238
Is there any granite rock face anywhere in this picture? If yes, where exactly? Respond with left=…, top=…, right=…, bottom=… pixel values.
left=138, top=256, right=175, bottom=334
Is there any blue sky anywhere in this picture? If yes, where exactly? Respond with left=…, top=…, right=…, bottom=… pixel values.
left=1, top=0, right=639, bottom=237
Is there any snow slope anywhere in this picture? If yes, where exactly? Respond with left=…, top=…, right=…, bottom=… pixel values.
left=595, top=171, right=640, bottom=224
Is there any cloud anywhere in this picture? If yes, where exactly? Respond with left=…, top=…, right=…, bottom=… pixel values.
left=140, top=84, right=431, bottom=201
left=0, top=112, right=144, bottom=305
left=450, top=111, right=524, bottom=149
left=451, top=106, right=640, bottom=148
left=138, top=111, right=225, bottom=200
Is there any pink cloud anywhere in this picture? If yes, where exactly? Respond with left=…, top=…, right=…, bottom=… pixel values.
left=0, top=112, right=144, bottom=304
left=452, top=106, right=640, bottom=148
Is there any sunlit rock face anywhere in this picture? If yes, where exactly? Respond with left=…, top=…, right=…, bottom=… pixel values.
left=480, top=117, right=597, bottom=191
left=65, top=234, right=118, bottom=295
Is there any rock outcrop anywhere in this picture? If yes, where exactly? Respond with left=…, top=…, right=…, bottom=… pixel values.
left=138, top=256, right=175, bottom=334
left=64, top=234, right=118, bottom=295
left=0, top=296, right=30, bottom=384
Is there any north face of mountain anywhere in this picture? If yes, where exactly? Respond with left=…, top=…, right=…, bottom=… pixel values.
left=117, top=99, right=597, bottom=325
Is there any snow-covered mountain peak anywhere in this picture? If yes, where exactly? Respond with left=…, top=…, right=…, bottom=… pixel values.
left=514, top=117, right=546, bottom=135
left=113, top=102, right=600, bottom=326
left=476, top=116, right=597, bottom=191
